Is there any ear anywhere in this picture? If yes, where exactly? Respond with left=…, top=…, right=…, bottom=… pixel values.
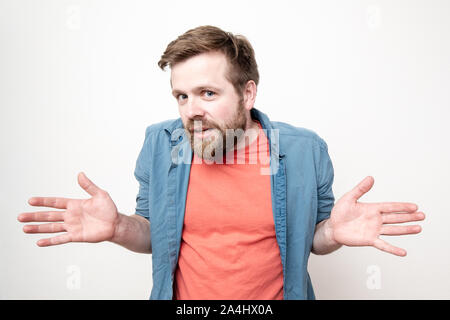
left=242, top=80, right=257, bottom=111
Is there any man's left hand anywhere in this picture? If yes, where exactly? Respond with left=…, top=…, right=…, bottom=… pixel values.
left=328, top=176, right=425, bottom=256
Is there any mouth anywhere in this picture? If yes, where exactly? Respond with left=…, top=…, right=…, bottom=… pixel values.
left=191, top=128, right=213, bottom=137
left=192, top=127, right=208, bottom=131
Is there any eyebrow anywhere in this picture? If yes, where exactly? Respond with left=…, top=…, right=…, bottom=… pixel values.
left=171, top=85, right=221, bottom=97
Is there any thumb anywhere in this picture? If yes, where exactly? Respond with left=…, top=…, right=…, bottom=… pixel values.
left=346, top=176, right=375, bottom=201
left=78, top=172, right=101, bottom=197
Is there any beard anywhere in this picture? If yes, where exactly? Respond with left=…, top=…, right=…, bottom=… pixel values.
left=184, top=101, right=247, bottom=163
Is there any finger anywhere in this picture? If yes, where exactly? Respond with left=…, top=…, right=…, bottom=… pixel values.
left=380, top=224, right=422, bottom=236
left=373, top=238, right=407, bottom=256
left=382, top=212, right=425, bottom=224
left=377, top=202, right=418, bottom=213
left=28, top=197, right=70, bottom=209
left=23, top=223, right=66, bottom=234
left=78, top=172, right=101, bottom=197
left=345, top=176, right=374, bottom=201
left=18, top=211, right=64, bottom=223
left=37, top=234, right=72, bottom=247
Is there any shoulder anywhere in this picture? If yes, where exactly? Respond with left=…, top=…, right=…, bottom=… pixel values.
left=138, top=118, right=183, bottom=152
left=144, top=118, right=180, bottom=136
left=270, top=120, right=328, bottom=151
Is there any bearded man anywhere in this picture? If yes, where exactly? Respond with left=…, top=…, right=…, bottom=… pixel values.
left=18, top=25, right=425, bottom=300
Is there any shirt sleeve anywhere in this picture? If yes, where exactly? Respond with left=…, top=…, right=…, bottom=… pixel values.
left=316, top=138, right=335, bottom=224
left=134, top=127, right=151, bottom=220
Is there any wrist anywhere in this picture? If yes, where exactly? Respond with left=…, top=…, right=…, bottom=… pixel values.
left=323, top=218, right=339, bottom=247
left=110, top=212, right=125, bottom=244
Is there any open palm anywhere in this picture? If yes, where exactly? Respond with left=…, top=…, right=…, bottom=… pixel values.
left=329, top=176, right=425, bottom=256
left=18, top=172, right=119, bottom=246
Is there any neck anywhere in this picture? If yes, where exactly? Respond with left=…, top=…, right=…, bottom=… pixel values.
left=235, top=113, right=260, bottom=151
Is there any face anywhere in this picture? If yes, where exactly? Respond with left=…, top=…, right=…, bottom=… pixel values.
left=171, top=51, right=251, bottom=161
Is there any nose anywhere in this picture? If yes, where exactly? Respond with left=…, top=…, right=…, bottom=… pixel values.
left=185, top=97, right=205, bottom=119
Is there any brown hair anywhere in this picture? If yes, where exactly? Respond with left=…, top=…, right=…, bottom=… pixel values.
left=158, top=25, right=259, bottom=96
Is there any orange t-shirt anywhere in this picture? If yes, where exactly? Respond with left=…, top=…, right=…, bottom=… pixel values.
left=173, top=122, right=284, bottom=300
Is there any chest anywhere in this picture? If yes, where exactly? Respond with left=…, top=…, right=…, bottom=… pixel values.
left=183, top=160, right=274, bottom=236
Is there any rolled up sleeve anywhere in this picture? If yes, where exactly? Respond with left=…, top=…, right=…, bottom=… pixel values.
left=134, top=127, right=151, bottom=220
left=316, top=139, right=335, bottom=224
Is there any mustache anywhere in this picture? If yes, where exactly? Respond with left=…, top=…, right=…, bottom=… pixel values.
left=185, top=118, right=220, bottom=132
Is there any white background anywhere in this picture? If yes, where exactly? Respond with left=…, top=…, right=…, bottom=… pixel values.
left=1, top=0, right=449, bottom=299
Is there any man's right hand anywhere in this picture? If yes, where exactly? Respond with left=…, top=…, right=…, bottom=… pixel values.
left=18, top=172, right=119, bottom=247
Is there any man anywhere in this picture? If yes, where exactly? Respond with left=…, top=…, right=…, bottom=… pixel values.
left=18, top=25, right=425, bottom=300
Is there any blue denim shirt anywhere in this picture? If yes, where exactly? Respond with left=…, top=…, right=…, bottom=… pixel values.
left=134, top=108, right=335, bottom=300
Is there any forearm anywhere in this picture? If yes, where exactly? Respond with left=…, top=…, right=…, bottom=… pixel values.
left=111, top=213, right=152, bottom=254
left=311, top=218, right=342, bottom=255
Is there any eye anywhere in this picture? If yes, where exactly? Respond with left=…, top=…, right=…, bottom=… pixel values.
left=177, top=94, right=188, bottom=101
left=203, top=90, right=215, bottom=98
